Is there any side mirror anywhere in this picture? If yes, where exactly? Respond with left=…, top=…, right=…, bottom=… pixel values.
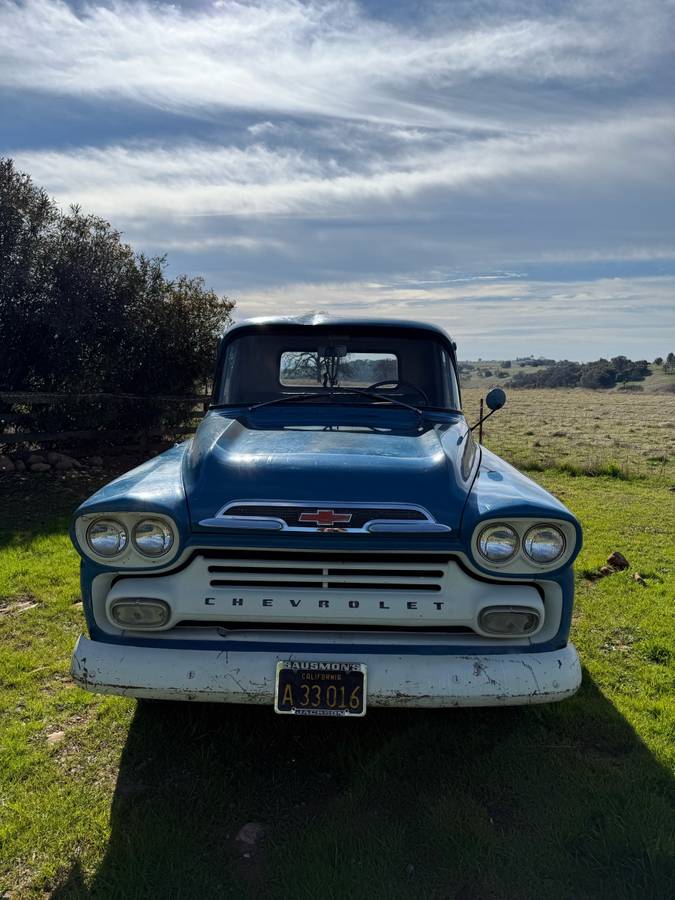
left=486, top=387, right=506, bottom=411
left=471, top=387, right=507, bottom=440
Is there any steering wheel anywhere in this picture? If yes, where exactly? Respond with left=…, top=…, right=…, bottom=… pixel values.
left=366, top=379, right=430, bottom=406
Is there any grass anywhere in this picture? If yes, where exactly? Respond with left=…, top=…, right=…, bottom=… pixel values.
left=1, top=389, right=674, bottom=899
left=463, top=386, right=675, bottom=481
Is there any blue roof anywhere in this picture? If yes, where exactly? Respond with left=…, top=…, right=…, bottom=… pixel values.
left=225, top=313, right=454, bottom=343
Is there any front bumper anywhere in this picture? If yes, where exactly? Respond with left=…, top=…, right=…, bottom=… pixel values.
left=71, top=635, right=581, bottom=707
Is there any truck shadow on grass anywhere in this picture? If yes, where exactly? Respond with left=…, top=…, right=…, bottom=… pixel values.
left=54, top=674, right=674, bottom=900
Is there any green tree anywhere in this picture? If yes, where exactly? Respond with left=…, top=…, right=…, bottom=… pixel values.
left=0, top=158, right=235, bottom=433
left=0, top=159, right=58, bottom=389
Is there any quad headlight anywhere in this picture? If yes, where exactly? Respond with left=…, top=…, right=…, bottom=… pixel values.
left=472, top=518, right=575, bottom=571
left=132, top=519, right=174, bottom=557
left=477, top=523, right=519, bottom=562
left=523, top=524, right=566, bottom=564
left=86, top=519, right=128, bottom=557
left=79, top=513, right=177, bottom=564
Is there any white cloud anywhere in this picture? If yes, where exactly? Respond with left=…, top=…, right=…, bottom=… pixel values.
left=233, top=275, right=675, bottom=360
left=2, top=1, right=674, bottom=359
left=0, top=0, right=672, bottom=128
left=13, top=109, right=675, bottom=220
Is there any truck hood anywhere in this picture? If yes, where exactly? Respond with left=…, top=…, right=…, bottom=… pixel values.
left=183, top=409, right=472, bottom=533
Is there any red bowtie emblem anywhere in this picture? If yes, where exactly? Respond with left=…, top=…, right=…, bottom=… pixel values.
left=298, top=508, right=353, bottom=527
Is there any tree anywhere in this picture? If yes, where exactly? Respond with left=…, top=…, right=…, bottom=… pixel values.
left=666, top=353, right=675, bottom=373
left=653, top=357, right=663, bottom=366
left=281, top=351, right=323, bottom=384
left=0, top=158, right=235, bottom=432
left=0, top=159, right=58, bottom=390
left=580, top=362, right=616, bottom=389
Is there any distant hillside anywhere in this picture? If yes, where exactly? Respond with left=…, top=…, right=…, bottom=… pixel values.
left=458, top=354, right=675, bottom=392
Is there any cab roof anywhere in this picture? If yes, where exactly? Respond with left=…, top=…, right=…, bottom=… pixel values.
left=223, top=313, right=455, bottom=346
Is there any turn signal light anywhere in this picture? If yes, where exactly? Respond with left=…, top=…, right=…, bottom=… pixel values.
left=478, top=606, right=540, bottom=636
left=110, top=598, right=170, bottom=630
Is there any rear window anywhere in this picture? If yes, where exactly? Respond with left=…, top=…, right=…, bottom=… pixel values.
left=217, top=331, right=460, bottom=410
left=280, top=351, right=398, bottom=388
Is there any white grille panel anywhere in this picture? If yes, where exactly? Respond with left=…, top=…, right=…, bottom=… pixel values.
left=105, top=552, right=545, bottom=633
left=207, top=559, right=445, bottom=592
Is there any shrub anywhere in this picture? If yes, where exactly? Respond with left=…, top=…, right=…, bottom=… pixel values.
left=0, top=159, right=235, bottom=435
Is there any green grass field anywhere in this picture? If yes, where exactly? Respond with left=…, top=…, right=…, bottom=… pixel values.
left=1, top=389, right=674, bottom=899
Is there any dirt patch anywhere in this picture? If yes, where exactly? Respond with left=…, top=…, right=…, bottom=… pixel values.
left=0, top=593, right=40, bottom=616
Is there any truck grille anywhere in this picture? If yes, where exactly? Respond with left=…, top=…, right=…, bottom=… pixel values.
left=104, top=549, right=547, bottom=637
left=207, top=557, right=445, bottom=592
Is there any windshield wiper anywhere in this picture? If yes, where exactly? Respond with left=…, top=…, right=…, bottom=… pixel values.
left=249, top=388, right=422, bottom=415
left=249, top=392, right=327, bottom=410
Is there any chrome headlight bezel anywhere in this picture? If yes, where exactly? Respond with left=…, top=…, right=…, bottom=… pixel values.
left=522, top=524, right=566, bottom=565
left=132, top=518, right=175, bottom=558
left=471, top=517, right=577, bottom=573
left=85, top=518, right=128, bottom=558
left=75, top=512, right=179, bottom=567
left=477, top=522, right=520, bottom=563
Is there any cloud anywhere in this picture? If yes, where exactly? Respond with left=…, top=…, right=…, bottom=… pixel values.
left=2, top=1, right=674, bottom=358
left=233, top=274, right=675, bottom=360
left=13, top=109, right=675, bottom=221
left=0, top=0, right=673, bottom=128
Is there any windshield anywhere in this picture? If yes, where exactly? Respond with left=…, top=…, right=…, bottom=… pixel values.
left=217, top=332, right=460, bottom=410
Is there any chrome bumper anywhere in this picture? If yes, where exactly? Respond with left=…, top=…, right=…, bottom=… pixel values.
left=71, top=636, right=581, bottom=707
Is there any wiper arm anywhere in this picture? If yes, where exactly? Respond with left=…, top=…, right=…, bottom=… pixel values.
left=330, top=387, right=422, bottom=415
left=249, top=392, right=330, bottom=410
left=249, top=388, right=421, bottom=415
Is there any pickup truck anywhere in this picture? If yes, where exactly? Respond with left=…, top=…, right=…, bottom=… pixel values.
left=70, top=315, right=582, bottom=716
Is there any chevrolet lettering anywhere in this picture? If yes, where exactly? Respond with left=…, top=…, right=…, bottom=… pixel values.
left=70, top=315, right=583, bottom=714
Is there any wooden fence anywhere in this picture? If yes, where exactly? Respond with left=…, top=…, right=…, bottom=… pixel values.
left=0, top=390, right=210, bottom=447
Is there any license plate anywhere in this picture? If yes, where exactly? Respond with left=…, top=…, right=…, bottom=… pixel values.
left=274, top=661, right=367, bottom=717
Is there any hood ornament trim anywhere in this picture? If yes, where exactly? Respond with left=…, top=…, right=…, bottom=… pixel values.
left=199, top=500, right=452, bottom=534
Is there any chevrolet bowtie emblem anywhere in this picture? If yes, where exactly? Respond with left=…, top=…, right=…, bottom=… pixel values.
left=298, top=508, right=353, bottom=527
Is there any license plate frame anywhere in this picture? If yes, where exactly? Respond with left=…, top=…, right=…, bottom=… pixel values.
left=274, top=661, right=367, bottom=717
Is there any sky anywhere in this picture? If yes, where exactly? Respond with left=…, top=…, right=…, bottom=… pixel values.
left=2, top=0, right=674, bottom=360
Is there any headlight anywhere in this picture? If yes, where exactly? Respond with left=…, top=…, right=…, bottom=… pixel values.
left=477, top=523, right=519, bottom=562
left=132, top=519, right=174, bottom=557
left=87, top=519, right=128, bottom=557
left=523, top=524, right=566, bottom=564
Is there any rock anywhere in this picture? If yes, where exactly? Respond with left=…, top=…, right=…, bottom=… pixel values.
left=632, top=572, right=647, bottom=586
left=235, top=822, right=265, bottom=847
left=14, top=459, right=26, bottom=472
left=30, top=463, right=51, bottom=473
left=47, top=452, right=81, bottom=468
left=54, top=458, right=77, bottom=471
left=26, top=453, right=46, bottom=464
left=606, top=551, right=630, bottom=571
left=47, top=731, right=65, bottom=744
left=89, top=456, right=103, bottom=467
left=0, top=454, right=15, bottom=472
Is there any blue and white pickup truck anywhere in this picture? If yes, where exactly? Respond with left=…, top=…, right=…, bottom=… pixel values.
left=70, top=316, right=582, bottom=715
